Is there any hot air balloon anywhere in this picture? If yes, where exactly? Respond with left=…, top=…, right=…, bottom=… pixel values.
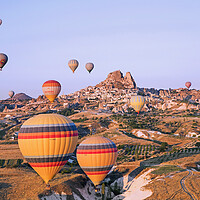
left=18, top=114, right=78, bottom=187
left=0, top=19, right=2, bottom=25
left=85, top=63, right=94, bottom=73
left=185, top=82, right=191, bottom=89
left=8, top=91, right=15, bottom=98
left=0, top=53, right=8, bottom=71
left=77, top=136, right=117, bottom=188
left=68, top=59, right=79, bottom=73
left=130, top=95, right=145, bottom=114
left=42, top=80, right=61, bottom=103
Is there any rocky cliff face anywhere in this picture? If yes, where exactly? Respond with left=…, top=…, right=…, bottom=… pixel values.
left=96, top=70, right=136, bottom=89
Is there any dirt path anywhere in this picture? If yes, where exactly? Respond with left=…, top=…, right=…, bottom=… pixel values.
left=180, top=170, right=197, bottom=200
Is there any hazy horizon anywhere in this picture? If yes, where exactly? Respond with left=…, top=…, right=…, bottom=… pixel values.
left=0, top=0, right=199, bottom=99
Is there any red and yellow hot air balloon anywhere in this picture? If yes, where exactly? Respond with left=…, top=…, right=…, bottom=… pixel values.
left=42, top=80, right=61, bottom=103
left=18, top=114, right=78, bottom=186
left=68, top=59, right=79, bottom=73
left=185, top=81, right=191, bottom=89
left=85, top=63, right=94, bottom=73
left=77, top=136, right=117, bottom=187
left=130, top=95, right=145, bottom=114
left=0, top=53, right=8, bottom=71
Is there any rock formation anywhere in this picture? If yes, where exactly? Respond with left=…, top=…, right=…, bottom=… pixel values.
left=96, top=70, right=136, bottom=89
left=13, top=93, right=32, bottom=101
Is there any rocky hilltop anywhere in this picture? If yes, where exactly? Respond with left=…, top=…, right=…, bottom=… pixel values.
left=96, top=70, right=136, bottom=89
left=13, top=93, right=32, bottom=101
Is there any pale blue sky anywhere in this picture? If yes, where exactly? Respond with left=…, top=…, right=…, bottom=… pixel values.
left=0, top=0, right=199, bottom=99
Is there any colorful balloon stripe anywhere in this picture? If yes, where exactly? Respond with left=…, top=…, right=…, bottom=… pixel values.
left=19, top=125, right=77, bottom=133
left=81, top=165, right=113, bottom=172
left=18, top=132, right=78, bottom=139
left=77, top=149, right=117, bottom=154
left=86, top=171, right=110, bottom=175
left=30, top=161, right=67, bottom=167
left=25, top=155, right=70, bottom=163
left=77, top=143, right=116, bottom=150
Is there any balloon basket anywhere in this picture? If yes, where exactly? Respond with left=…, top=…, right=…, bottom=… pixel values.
left=95, top=187, right=100, bottom=193
left=46, top=183, right=51, bottom=191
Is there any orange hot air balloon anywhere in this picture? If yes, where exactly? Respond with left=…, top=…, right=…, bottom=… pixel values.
left=185, top=81, right=191, bottom=89
left=0, top=53, right=8, bottom=71
left=85, top=63, right=94, bottom=73
left=42, top=80, right=61, bottom=103
left=68, top=59, right=79, bottom=73
left=18, top=114, right=78, bottom=185
left=77, top=136, right=117, bottom=187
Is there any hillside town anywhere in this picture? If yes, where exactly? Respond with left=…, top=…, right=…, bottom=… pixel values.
left=0, top=70, right=199, bottom=118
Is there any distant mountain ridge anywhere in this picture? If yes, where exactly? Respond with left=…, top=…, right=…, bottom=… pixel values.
left=13, top=93, right=32, bottom=101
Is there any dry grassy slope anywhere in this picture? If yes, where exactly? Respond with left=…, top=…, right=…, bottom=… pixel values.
left=157, top=116, right=200, bottom=136
left=130, top=130, right=195, bottom=147
left=185, top=172, right=200, bottom=199
left=0, top=144, right=23, bottom=159
left=0, top=167, right=84, bottom=200
left=145, top=171, right=192, bottom=200
left=163, top=153, right=200, bottom=167
left=145, top=154, right=200, bottom=200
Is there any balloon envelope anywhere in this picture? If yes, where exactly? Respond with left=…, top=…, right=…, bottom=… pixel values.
left=8, top=91, right=15, bottom=98
left=0, top=19, right=2, bottom=25
left=18, top=114, right=78, bottom=184
left=42, top=80, right=61, bottom=103
left=185, top=82, right=191, bottom=89
left=85, top=63, right=94, bottom=73
left=77, top=136, right=117, bottom=186
left=130, top=95, right=145, bottom=114
left=0, top=53, right=8, bottom=71
left=68, top=59, right=79, bottom=73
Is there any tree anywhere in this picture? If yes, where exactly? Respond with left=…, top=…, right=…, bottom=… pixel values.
left=159, top=142, right=168, bottom=152
left=195, top=142, right=200, bottom=148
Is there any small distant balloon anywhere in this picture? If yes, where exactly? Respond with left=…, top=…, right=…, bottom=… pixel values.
left=68, top=59, right=79, bottom=73
left=42, top=80, right=61, bottom=103
left=0, top=53, right=8, bottom=71
left=85, top=63, right=94, bottom=73
left=185, top=82, right=191, bottom=89
left=9, top=91, right=15, bottom=98
left=130, top=95, right=146, bottom=114
left=0, top=19, right=2, bottom=25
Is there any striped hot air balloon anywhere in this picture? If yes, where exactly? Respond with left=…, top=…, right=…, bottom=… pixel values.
left=18, top=114, right=78, bottom=185
left=85, top=63, right=94, bottom=73
left=130, top=95, right=145, bottom=114
left=42, top=80, right=61, bottom=103
left=0, top=53, right=8, bottom=71
left=185, top=81, right=191, bottom=89
left=77, top=136, right=117, bottom=187
left=68, top=59, right=79, bottom=73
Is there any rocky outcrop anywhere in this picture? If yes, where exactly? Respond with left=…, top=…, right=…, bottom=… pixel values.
left=13, top=93, right=32, bottom=101
left=96, top=70, right=136, bottom=89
